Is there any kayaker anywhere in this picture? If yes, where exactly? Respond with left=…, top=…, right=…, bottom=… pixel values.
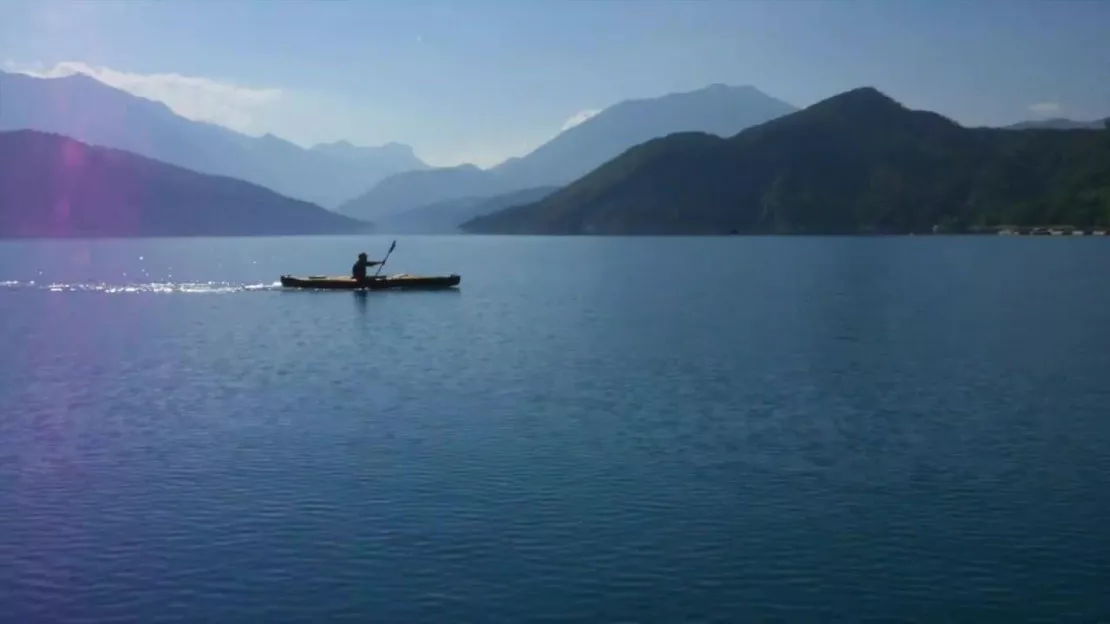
left=351, top=252, right=382, bottom=281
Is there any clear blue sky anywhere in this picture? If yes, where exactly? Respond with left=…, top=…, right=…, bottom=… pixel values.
left=2, top=0, right=1108, bottom=167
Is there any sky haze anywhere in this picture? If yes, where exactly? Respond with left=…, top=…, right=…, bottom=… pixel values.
left=2, top=0, right=1107, bottom=167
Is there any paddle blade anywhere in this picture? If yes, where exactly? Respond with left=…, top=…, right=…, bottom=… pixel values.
left=388, top=240, right=396, bottom=253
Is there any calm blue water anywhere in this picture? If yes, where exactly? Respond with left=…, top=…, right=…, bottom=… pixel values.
left=1, top=235, right=1109, bottom=622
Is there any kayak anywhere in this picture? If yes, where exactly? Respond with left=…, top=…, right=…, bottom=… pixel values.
left=279, top=273, right=461, bottom=291
left=279, top=273, right=460, bottom=290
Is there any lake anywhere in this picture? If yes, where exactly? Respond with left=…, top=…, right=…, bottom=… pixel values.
left=1, top=235, right=1109, bottom=622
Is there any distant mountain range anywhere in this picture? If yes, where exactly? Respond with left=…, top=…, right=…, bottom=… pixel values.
left=1004, top=117, right=1109, bottom=130
left=0, top=130, right=368, bottom=237
left=7, top=67, right=1106, bottom=239
left=371, top=186, right=559, bottom=234
left=337, top=84, right=798, bottom=225
left=462, top=87, right=1110, bottom=235
left=0, top=69, right=427, bottom=207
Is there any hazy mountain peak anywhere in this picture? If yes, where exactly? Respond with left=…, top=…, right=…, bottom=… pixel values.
left=258, top=132, right=296, bottom=147
left=311, top=139, right=362, bottom=153
left=699, top=82, right=761, bottom=94
left=487, top=81, right=797, bottom=187
left=588, top=85, right=720, bottom=118
left=2, top=68, right=179, bottom=119
left=311, top=139, right=419, bottom=159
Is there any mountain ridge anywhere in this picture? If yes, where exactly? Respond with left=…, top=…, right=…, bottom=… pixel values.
left=0, top=69, right=428, bottom=207
left=0, top=130, right=370, bottom=238
left=336, top=83, right=798, bottom=221
left=372, top=186, right=560, bottom=234
left=462, top=86, right=1110, bottom=235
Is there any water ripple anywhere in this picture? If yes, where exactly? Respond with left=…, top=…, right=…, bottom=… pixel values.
left=2, top=236, right=1109, bottom=621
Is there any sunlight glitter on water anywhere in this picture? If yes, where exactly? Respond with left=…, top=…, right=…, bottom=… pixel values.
left=0, top=280, right=283, bottom=294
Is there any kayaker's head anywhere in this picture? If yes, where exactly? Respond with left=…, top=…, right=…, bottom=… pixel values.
left=358, top=252, right=368, bottom=260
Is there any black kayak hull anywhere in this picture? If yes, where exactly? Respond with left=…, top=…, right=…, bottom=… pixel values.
left=279, top=273, right=461, bottom=291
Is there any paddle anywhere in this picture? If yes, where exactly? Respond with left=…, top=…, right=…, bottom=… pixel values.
left=373, top=239, right=397, bottom=277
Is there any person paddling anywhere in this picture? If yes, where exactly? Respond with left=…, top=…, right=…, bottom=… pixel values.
left=351, top=252, right=382, bottom=282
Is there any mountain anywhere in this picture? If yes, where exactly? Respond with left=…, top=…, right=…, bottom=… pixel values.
left=342, top=164, right=498, bottom=222
left=492, top=84, right=798, bottom=188
left=372, top=186, right=560, bottom=234
left=0, top=70, right=428, bottom=207
left=336, top=84, right=797, bottom=220
left=461, top=87, right=1110, bottom=235
left=1005, top=118, right=1108, bottom=130
left=0, top=130, right=370, bottom=237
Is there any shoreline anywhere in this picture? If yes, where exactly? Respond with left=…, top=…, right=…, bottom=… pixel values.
left=5, top=229, right=1108, bottom=240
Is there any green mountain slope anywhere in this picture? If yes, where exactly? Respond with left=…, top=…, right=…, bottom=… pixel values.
left=462, top=87, right=1110, bottom=235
